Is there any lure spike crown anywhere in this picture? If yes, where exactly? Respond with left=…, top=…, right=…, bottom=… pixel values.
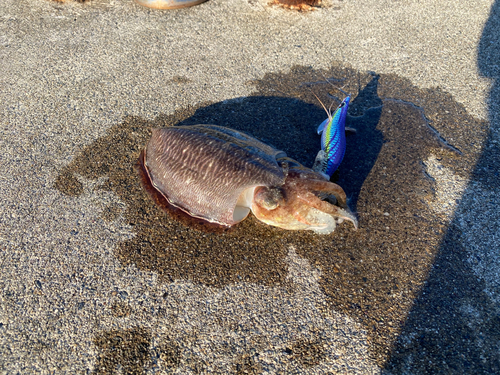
left=313, top=96, right=350, bottom=178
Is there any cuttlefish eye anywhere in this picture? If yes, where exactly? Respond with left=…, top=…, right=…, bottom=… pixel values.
left=253, top=186, right=284, bottom=210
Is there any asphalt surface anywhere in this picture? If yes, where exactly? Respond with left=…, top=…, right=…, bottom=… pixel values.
left=0, top=0, right=499, bottom=373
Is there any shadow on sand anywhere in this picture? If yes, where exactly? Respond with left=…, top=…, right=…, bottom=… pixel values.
left=385, top=1, right=500, bottom=373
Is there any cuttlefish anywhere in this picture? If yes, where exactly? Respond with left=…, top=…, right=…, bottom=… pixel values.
left=139, top=125, right=357, bottom=234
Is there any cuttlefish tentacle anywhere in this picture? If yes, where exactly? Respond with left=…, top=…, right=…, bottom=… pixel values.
left=296, top=190, right=358, bottom=229
left=291, top=205, right=321, bottom=228
left=293, top=178, right=348, bottom=207
left=286, top=174, right=358, bottom=229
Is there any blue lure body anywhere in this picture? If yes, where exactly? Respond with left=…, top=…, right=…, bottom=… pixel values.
left=313, top=96, right=350, bottom=178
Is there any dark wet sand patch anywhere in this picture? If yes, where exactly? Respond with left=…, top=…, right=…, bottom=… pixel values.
left=55, top=63, right=487, bottom=366
left=94, top=327, right=151, bottom=375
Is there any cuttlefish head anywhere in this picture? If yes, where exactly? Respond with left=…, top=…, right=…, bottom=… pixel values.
left=250, top=158, right=358, bottom=234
